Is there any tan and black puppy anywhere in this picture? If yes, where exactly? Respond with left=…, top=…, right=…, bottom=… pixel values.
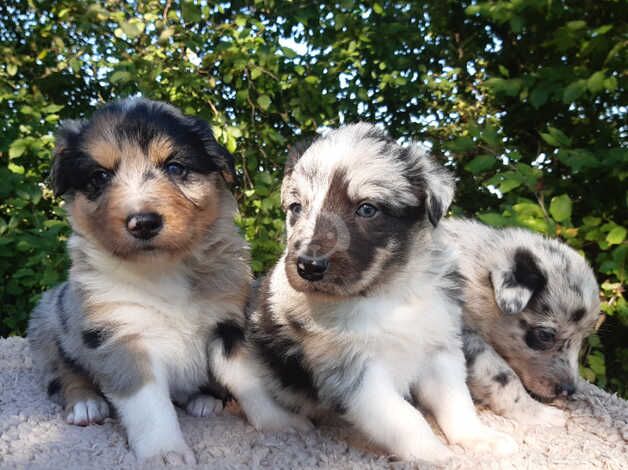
left=28, top=98, right=309, bottom=464
left=441, top=218, right=601, bottom=426
left=248, top=124, right=516, bottom=463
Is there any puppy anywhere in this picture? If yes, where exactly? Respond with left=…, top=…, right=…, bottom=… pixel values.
left=28, top=98, right=309, bottom=464
left=247, top=123, right=516, bottom=463
left=441, top=218, right=601, bottom=426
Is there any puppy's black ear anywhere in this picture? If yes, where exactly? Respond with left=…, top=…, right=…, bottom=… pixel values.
left=417, top=149, right=455, bottom=226
left=285, top=138, right=314, bottom=176
left=188, top=117, right=236, bottom=184
left=50, top=119, right=87, bottom=197
left=491, top=248, right=547, bottom=315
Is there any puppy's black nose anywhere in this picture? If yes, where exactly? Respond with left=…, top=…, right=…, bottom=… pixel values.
left=297, top=255, right=329, bottom=281
left=126, top=212, right=163, bottom=240
left=555, top=382, right=576, bottom=397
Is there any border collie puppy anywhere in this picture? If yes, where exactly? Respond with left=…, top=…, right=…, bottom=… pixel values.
left=247, top=124, right=517, bottom=463
left=441, top=218, right=601, bottom=426
left=28, top=98, right=309, bottom=464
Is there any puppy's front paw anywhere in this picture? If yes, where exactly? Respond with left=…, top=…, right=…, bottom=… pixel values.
left=248, top=404, right=313, bottom=433
left=394, top=436, right=454, bottom=465
left=185, top=394, right=224, bottom=417
left=135, top=440, right=197, bottom=465
left=453, top=427, right=517, bottom=456
left=513, top=402, right=567, bottom=428
left=65, top=397, right=110, bottom=426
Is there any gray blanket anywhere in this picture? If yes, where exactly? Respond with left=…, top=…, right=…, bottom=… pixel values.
left=1, top=337, right=626, bottom=469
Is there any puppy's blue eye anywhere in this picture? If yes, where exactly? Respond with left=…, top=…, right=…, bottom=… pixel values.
left=165, top=162, right=187, bottom=177
left=90, top=169, right=112, bottom=188
left=289, top=203, right=302, bottom=215
left=356, top=203, right=377, bottom=218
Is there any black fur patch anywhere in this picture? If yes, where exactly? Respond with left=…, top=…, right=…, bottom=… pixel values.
left=214, top=321, right=245, bottom=357
left=251, top=275, right=318, bottom=401
left=81, top=328, right=111, bottom=349
left=462, top=328, right=486, bottom=367
left=571, top=308, right=586, bottom=323
left=56, top=283, right=69, bottom=333
left=493, top=372, right=511, bottom=386
left=440, top=268, right=466, bottom=306
left=512, top=248, right=547, bottom=293
left=47, top=377, right=61, bottom=396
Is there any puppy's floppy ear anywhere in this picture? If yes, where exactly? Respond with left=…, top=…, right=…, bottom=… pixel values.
left=187, top=117, right=236, bottom=184
left=284, top=138, right=314, bottom=176
left=50, top=119, right=87, bottom=197
left=491, top=248, right=547, bottom=315
left=419, top=150, right=455, bottom=226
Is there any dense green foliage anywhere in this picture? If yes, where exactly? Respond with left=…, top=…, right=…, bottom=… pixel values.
left=1, top=1, right=626, bottom=395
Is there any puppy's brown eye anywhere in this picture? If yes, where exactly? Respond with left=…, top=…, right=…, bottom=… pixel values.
left=90, top=169, right=112, bottom=188
left=356, top=203, right=377, bottom=218
left=289, top=203, right=302, bottom=215
left=526, top=327, right=556, bottom=351
left=165, top=162, right=187, bottom=178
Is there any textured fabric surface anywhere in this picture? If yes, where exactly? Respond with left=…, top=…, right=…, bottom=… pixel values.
left=1, top=336, right=626, bottom=469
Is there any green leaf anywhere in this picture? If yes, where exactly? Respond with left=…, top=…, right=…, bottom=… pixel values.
left=549, top=194, right=573, bottom=222
left=499, top=179, right=522, bottom=193
left=7, top=64, right=17, bottom=76
left=120, top=19, right=144, bottom=38
left=110, top=70, right=132, bottom=83
left=373, top=3, right=384, bottom=15
left=607, top=227, right=627, bottom=245
left=530, top=86, right=549, bottom=108
left=464, top=154, right=496, bottom=174
left=540, top=132, right=560, bottom=147
left=587, top=71, right=606, bottom=94
left=181, top=1, right=202, bottom=23
left=9, top=140, right=27, bottom=159
left=563, top=80, right=587, bottom=103
left=257, top=95, right=271, bottom=110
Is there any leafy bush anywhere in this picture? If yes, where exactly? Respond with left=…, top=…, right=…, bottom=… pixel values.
left=1, top=1, right=625, bottom=396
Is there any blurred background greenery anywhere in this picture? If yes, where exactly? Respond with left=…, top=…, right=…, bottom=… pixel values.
left=0, top=0, right=626, bottom=396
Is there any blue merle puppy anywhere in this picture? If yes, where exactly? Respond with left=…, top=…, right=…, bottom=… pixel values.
left=441, top=218, right=601, bottom=426
left=27, top=98, right=309, bottom=464
left=247, top=124, right=517, bottom=463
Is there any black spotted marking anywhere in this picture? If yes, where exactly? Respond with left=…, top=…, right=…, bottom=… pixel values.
left=512, top=248, right=547, bottom=293
left=82, top=328, right=111, bottom=349
left=47, top=377, right=61, bottom=397
left=493, top=372, right=511, bottom=387
left=462, top=328, right=486, bottom=367
left=571, top=308, right=586, bottom=323
left=439, top=268, right=466, bottom=306
left=56, top=283, right=69, bottom=333
left=214, top=321, right=245, bottom=357
left=250, top=274, right=319, bottom=401
left=518, top=319, right=528, bottom=330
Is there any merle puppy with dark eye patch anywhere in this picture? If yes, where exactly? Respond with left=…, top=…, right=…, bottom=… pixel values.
left=441, top=218, right=601, bottom=426
left=27, top=98, right=309, bottom=464
left=248, top=123, right=517, bottom=463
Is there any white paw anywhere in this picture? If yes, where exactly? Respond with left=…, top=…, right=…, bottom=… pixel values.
left=135, top=439, right=196, bottom=465
left=65, top=398, right=110, bottom=426
left=514, top=403, right=567, bottom=427
left=453, top=427, right=518, bottom=456
left=394, top=436, right=454, bottom=464
left=185, top=394, right=224, bottom=417
left=248, top=405, right=313, bottom=433
left=142, top=447, right=197, bottom=466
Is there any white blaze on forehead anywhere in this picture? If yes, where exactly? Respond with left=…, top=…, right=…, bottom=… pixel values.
left=289, top=123, right=421, bottom=214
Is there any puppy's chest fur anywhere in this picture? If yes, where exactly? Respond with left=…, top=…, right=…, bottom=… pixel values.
left=252, top=262, right=462, bottom=413
left=69, top=237, right=248, bottom=394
